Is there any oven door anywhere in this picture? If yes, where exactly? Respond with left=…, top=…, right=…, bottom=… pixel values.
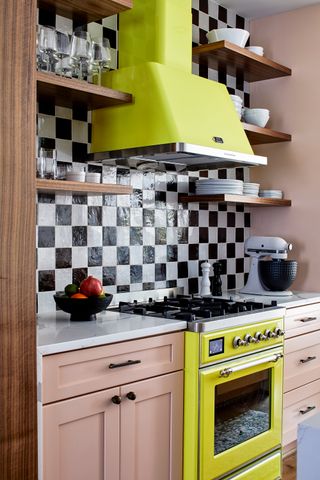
left=199, top=346, right=283, bottom=480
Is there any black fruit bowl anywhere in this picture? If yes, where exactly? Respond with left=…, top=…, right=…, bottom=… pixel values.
left=259, top=260, right=298, bottom=292
left=54, top=294, right=113, bottom=321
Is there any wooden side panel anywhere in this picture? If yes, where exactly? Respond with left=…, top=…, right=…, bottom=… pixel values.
left=120, top=371, right=184, bottom=480
left=0, top=0, right=37, bottom=479
left=43, top=387, right=120, bottom=480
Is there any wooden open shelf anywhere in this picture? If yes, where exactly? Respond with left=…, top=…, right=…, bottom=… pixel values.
left=178, top=193, right=291, bottom=207
left=36, top=178, right=133, bottom=195
left=36, top=71, right=132, bottom=109
left=38, top=0, right=132, bottom=23
left=192, top=41, right=291, bottom=82
left=242, top=123, right=292, bottom=145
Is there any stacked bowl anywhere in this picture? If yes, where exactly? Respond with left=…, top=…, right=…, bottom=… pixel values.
left=230, top=95, right=243, bottom=119
left=243, top=182, right=260, bottom=197
left=259, top=190, right=283, bottom=199
left=196, top=179, right=243, bottom=195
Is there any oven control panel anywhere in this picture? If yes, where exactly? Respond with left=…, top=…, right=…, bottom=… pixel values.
left=201, top=318, right=284, bottom=365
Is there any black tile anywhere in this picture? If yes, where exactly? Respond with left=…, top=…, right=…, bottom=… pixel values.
left=117, top=207, right=130, bottom=226
left=209, top=17, right=218, bottom=31
left=227, top=274, right=236, bottom=290
left=199, top=64, right=208, bottom=78
left=155, top=263, right=166, bottom=281
left=218, top=203, right=227, bottom=211
left=219, top=259, right=227, bottom=275
left=244, top=272, right=249, bottom=284
left=56, top=118, right=72, bottom=140
left=143, top=209, right=155, bottom=227
left=199, top=0, right=208, bottom=13
left=189, top=211, right=199, bottom=227
left=192, top=8, right=199, bottom=26
left=167, top=174, right=177, bottom=192
left=167, top=245, right=178, bottom=262
left=227, top=243, right=236, bottom=258
left=177, top=227, right=188, bottom=244
left=130, top=227, right=143, bottom=246
left=227, top=212, right=236, bottom=227
left=209, top=211, right=218, bottom=227
left=244, top=93, right=250, bottom=108
left=166, top=280, right=177, bottom=288
left=38, top=8, right=56, bottom=27
left=236, top=258, right=244, bottom=273
left=88, top=123, right=92, bottom=143
left=209, top=243, right=218, bottom=259
left=178, top=262, right=188, bottom=279
left=38, top=226, right=55, bottom=248
left=188, top=277, right=199, bottom=295
left=245, top=213, right=251, bottom=227
left=38, top=193, right=55, bottom=203
left=103, top=266, right=116, bottom=286
left=189, top=244, right=199, bottom=261
left=88, top=206, right=102, bottom=226
left=38, top=99, right=55, bottom=116
left=103, top=194, right=117, bottom=206
left=188, top=178, right=196, bottom=194
left=130, top=265, right=142, bottom=283
left=38, top=270, right=55, bottom=292
left=236, top=168, right=244, bottom=181
left=143, top=282, right=155, bottom=290
left=218, top=70, right=227, bottom=85
left=199, top=28, right=208, bottom=46
left=56, top=205, right=72, bottom=225
left=117, top=246, right=129, bottom=265
left=199, top=170, right=209, bottom=178
left=117, top=285, right=130, bottom=293
left=199, top=202, right=209, bottom=211
left=56, top=248, right=72, bottom=269
left=72, top=268, right=88, bottom=286
left=143, top=246, right=155, bottom=264
left=236, top=15, right=245, bottom=29
left=72, top=194, right=87, bottom=204
left=88, top=247, right=103, bottom=266
left=218, top=228, right=226, bottom=243
left=39, top=137, right=56, bottom=150
left=236, top=204, right=244, bottom=213
left=72, top=226, right=87, bottom=246
left=72, top=142, right=88, bottom=162
left=131, top=189, right=143, bottom=208
left=72, top=104, right=88, bottom=122
left=236, top=72, right=244, bottom=91
left=199, top=227, right=208, bottom=243
left=103, top=27, right=117, bottom=49
left=227, top=87, right=235, bottom=95
left=155, top=191, right=166, bottom=209
left=87, top=164, right=102, bottom=174
left=218, top=5, right=228, bottom=22
left=218, top=169, right=227, bottom=179
left=155, top=227, right=166, bottom=245
left=236, top=228, right=244, bottom=243
left=167, top=210, right=177, bottom=227
left=103, top=226, right=117, bottom=246
left=117, top=168, right=130, bottom=185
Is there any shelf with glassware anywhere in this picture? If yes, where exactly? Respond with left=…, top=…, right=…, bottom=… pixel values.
left=242, top=122, right=291, bottom=145
left=192, top=40, right=291, bottom=82
left=36, top=178, right=133, bottom=195
left=178, top=193, right=291, bottom=207
left=37, top=0, right=132, bottom=23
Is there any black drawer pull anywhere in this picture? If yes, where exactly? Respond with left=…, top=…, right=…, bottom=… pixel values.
left=300, top=356, right=317, bottom=364
left=299, top=317, right=317, bottom=323
left=300, top=406, right=316, bottom=415
left=109, top=359, right=141, bottom=369
left=111, top=395, right=122, bottom=405
left=126, top=391, right=136, bottom=401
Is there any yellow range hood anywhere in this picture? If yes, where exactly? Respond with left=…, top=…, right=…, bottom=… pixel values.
left=90, top=0, right=267, bottom=171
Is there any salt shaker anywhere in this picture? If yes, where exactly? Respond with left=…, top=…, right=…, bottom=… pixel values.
left=200, top=261, right=211, bottom=296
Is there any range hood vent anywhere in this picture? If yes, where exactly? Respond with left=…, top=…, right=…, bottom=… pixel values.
left=89, top=0, right=267, bottom=171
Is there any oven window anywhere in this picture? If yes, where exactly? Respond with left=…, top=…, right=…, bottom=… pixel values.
left=214, top=369, right=271, bottom=455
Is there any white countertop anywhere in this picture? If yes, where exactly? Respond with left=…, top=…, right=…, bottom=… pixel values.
left=37, top=310, right=187, bottom=355
left=219, top=291, right=320, bottom=309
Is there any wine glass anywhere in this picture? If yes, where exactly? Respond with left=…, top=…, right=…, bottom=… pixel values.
left=38, top=25, right=57, bottom=72
left=91, top=39, right=112, bottom=85
left=55, top=30, right=71, bottom=76
left=70, top=31, right=92, bottom=81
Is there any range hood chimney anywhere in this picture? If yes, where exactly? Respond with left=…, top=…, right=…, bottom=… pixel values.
left=89, top=0, right=267, bottom=171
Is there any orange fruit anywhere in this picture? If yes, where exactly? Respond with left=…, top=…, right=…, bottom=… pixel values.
left=71, top=293, right=88, bottom=299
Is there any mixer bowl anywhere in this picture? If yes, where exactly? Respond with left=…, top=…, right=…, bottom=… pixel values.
left=259, top=260, right=298, bottom=291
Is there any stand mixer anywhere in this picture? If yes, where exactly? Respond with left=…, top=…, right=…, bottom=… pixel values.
left=240, top=236, right=298, bottom=296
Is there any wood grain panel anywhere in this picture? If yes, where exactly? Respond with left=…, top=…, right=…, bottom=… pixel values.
left=242, top=122, right=291, bottom=145
left=282, top=453, right=296, bottom=480
left=178, top=193, right=292, bottom=207
left=38, top=0, right=132, bottom=23
left=192, top=41, right=291, bottom=82
left=0, top=0, right=37, bottom=479
left=37, top=71, right=132, bottom=109
left=36, top=178, right=133, bottom=195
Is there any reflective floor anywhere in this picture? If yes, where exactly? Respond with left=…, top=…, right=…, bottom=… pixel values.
left=283, top=453, right=296, bottom=480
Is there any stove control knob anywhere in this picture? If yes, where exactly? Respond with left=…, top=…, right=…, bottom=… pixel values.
left=265, top=329, right=277, bottom=339
left=233, top=336, right=246, bottom=348
left=274, top=327, right=285, bottom=337
left=254, top=332, right=266, bottom=342
left=244, top=334, right=257, bottom=344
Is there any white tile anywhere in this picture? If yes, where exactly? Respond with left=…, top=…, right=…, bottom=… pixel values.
left=227, top=228, right=235, bottom=243
left=88, top=266, right=103, bottom=279
left=102, top=15, right=118, bottom=30
left=55, top=193, right=72, bottom=205
left=199, top=210, right=209, bottom=227
left=218, top=212, right=227, bottom=227
left=167, top=262, right=178, bottom=280
left=37, top=292, right=57, bottom=314
left=143, top=227, right=155, bottom=245
left=130, top=246, right=143, bottom=265
left=218, top=243, right=226, bottom=259
left=55, top=106, right=72, bottom=119
left=88, top=22, right=103, bottom=42
left=143, top=190, right=155, bottom=208
left=105, top=285, right=116, bottom=294
left=208, top=68, right=219, bottom=82
left=56, top=139, right=72, bottom=162
left=178, top=244, right=188, bottom=261
left=188, top=260, right=198, bottom=278
left=117, top=195, right=131, bottom=207
left=199, top=244, right=208, bottom=260
left=227, top=258, right=236, bottom=275
left=177, top=278, right=188, bottom=294
left=87, top=226, right=103, bottom=246
left=208, top=0, right=218, bottom=19
left=167, top=227, right=178, bottom=245
left=102, top=166, right=117, bottom=184
left=103, top=246, right=117, bottom=265
left=38, top=114, right=55, bottom=138
left=130, top=283, right=143, bottom=292
left=192, top=62, right=199, bottom=75
left=227, top=8, right=237, bottom=28
left=130, top=171, right=143, bottom=189
left=143, top=264, right=155, bottom=282
left=192, top=24, right=199, bottom=44
left=72, top=247, right=88, bottom=268
left=189, top=227, right=199, bottom=244
left=38, top=204, right=55, bottom=226
left=117, top=265, right=130, bottom=284
left=72, top=120, right=88, bottom=143
left=177, top=175, right=189, bottom=193
left=56, top=15, right=73, bottom=34
left=155, top=281, right=166, bottom=289
left=130, top=208, right=143, bottom=227
left=117, top=227, right=130, bottom=246
left=55, top=269, right=72, bottom=291
left=88, top=194, right=103, bottom=206
left=155, top=245, right=167, bottom=263
left=72, top=205, right=88, bottom=226
left=236, top=243, right=244, bottom=258
left=166, top=192, right=178, bottom=210
left=199, top=12, right=209, bottom=31
left=209, top=228, right=217, bottom=243
left=154, top=209, right=166, bottom=227
left=37, top=248, right=56, bottom=270
left=192, top=0, right=199, bottom=12
left=102, top=206, right=116, bottom=225
left=154, top=172, right=167, bottom=191
left=55, top=226, right=72, bottom=247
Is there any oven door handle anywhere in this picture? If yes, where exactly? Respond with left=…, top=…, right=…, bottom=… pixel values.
left=219, top=352, right=283, bottom=377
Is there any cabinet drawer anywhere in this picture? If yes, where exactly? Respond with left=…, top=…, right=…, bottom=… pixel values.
left=283, top=379, right=320, bottom=446
left=284, top=330, right=320, bottom=392
left=285, top=303, right=320, bottom=339
left=42, top=332, right=184, bottom=403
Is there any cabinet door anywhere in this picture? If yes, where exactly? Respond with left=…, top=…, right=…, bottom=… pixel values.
left=120, top=371, right=183, bottom=480
left=43, top=387, right=120, bottom=480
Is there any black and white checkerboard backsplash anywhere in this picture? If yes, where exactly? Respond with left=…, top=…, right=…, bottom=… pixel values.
left=37, top=1, right=251, bottom=314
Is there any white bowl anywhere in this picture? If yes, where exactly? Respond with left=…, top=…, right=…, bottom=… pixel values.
left=243, top=108, right=270, bottom=128
left=246, top=46, right=264, bottom=56
left=86, top=172, right=101, bottom=183
left=230, top=94, right=243, bottom=104
left=206, top=28, right=250, bottom=48
left=66, top=171, right=86, bottom=182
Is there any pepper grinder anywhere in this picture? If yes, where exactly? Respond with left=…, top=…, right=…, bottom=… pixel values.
left=211, top=262, right=222, bottom=296
left=200, top=261, right=211, bottom=296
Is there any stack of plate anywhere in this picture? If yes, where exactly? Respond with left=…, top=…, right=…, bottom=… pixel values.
left=259, top=190, right=283, bottom=199
left=230, top=94, right=243, bottom=119
left=243, top=182, right=260, bottom=197
left=196, top=179, right=243, bottom=195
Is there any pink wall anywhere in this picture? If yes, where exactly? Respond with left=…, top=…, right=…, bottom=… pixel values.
left=249, top=4, right=320, bottom=291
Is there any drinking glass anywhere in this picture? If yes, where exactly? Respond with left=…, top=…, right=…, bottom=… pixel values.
left=38, top=26, right=57, bottom=72
left=55, top=30, right=71, bottom=76
left=70, top=31, right=93, bottom=80
left=91, top=39, right=112, bottom=85
left=38, top=148, right=57, bottom=179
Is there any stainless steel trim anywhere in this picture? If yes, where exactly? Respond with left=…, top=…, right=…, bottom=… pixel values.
left=219, top=352, right=283, bottom=377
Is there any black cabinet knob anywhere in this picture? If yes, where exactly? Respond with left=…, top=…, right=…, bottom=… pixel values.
left=111, top=395, right=122, bottom=405
left=126, top=391, right=136, bottom=401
